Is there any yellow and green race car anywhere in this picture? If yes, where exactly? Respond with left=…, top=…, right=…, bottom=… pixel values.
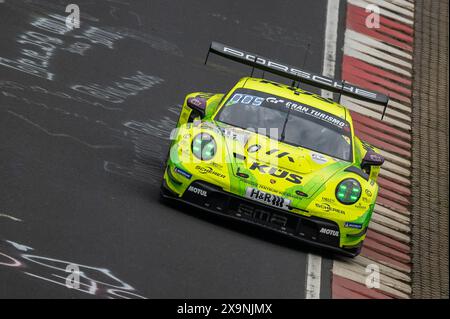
left=161, top=42, right=388, bottom=257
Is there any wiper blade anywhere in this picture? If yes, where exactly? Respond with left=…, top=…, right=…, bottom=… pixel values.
left=280, top=105, right=292, bottom=141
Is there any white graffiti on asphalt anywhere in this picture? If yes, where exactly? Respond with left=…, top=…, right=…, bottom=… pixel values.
left=71, top=71, right=164, bottom=104
left=0, top=13, right=124, bottom=81
left=0, top=240, right=146, bottom=299
left=0, top=80, right=122, bottom=111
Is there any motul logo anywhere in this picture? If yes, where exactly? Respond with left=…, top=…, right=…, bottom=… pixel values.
left=320, top=228, right=339, bottom=237
left=188, top=186, right=207, bottom=197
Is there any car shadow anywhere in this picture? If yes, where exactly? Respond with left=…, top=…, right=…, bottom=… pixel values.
left=159, top=192, right=338, bottom=260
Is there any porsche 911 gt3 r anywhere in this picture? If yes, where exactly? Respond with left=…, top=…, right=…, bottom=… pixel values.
left=160, top=42, right=387, bottom=257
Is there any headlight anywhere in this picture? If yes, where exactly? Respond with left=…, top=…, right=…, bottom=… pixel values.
left=335, top=179, right=361, bottom=205
left=192, top=133, right=216, bottom=161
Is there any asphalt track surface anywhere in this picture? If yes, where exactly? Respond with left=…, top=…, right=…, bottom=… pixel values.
left=0, top=0, right=334, bottom=298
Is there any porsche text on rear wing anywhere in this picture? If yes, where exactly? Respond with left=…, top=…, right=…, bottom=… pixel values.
left=206, top=41, right=390, bottom=118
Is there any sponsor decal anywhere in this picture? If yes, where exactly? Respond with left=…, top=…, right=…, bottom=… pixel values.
left=295, top=190, right=308, bottom=197
left=266, top=97, right=285, bottom=104
left=226, top=93, right=264, bottom=107
left=188, top=97, right=205, bottom=108
left=249, top=162, right=302, bottom=185
left=265, top=149, right=296, bottom=163
left=287, top=104, right=349, bottom=129
left=174, top=167, right=192, bottom=180
left=210, top=162, right=223, bottom=170
left=199, top=122, right=220, bottom=133
left=369, top=153, right=383, bottom=162
left=237, top=203, right=289, bottom=229
left=218, top=44, right=383, bottom=102
left=321, top=197, right=335, bottom=204
left=319, top=228, right=339, bottom=237
left=343, top=135, right=351, bottom=145
left=247, top=144, right=261, bottom=153
left=355, top=203, right=368, bottom=210
left=311, top=153, right=328, bottom=164
left=245, top=187, right=291, bottom=211
left=344, top=222, right=363, bottom=230
left=195, top=165, right=226, bottom=178
left=243, top=180, right=293, bottom=197
left=187, top=186, right=207, bottom=197
left=252, top=90, right=350, bottom=131
left=365, top=189, right=373, bottom=197
left=195, top=93, right=215, bottom=99
left=221, top=127, right=250, bottom=145
left=315, top=203, right=345, bottom=215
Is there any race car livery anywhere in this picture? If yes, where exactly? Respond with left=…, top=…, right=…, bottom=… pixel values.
left=160, top=43, right=386, bottom=257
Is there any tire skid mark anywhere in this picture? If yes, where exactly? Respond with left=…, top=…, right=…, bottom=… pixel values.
left=7, top=110, right=121, bottom=150
left=104, top=107, right=180, bottom=185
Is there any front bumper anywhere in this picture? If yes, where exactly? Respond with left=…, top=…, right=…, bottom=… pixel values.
left=161, top=180, right=362, bottom=257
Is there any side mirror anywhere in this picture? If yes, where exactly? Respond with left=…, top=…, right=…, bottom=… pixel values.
left=361, top=150, right=384, bottom=171
left=187, top=97, right=206, bottom=119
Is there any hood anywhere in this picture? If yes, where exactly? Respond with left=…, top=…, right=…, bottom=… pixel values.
left=215, top=123, right=351, bottom=199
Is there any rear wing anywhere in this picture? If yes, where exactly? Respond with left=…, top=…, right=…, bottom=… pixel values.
left=205, top=41, right=390, bottom=119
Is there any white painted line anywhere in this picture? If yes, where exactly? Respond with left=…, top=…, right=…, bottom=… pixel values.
left=369, top=221, right=411, bottom=244
left=389, top=100, right=412, bottom=114
left=345, top=39, right=412, bottom=69
left=321, top=0, right=340, bottom=98
left=347, top=95, right=412, bottom=122
left=305, top=253, right=322, bottom=299
left=345, top=96, right=412, bottom=117
left=339, top=0, right=414, bottom=300
left=379, top=161, right=412, bottom=180
left=372, top=212, right=411, bottom=233
left=379, top=168, right=411, bottom=186
left=305, top=0, right=341, bottom=299
left=346, top=29, right=413, bottom=60
left=344, top=47, right=412, bottom=77
left=374, top=204, right=411, bottom=225
left=332, top=265, right=410, bottom=299
left=377, top=201, right=411, bottom=218
left=334, top=260, right=412, bottom=295
left=340, top=96, right=411, bottom=130
left=353, top=255, right=411, bottom=282
left=364, top=0, right=414, bottom=17
left=6, top=240, right=33, bottom=252
left=389, top=0, right=414, bottom=11
left=379, top=150, right=411, bottom=168
left=348, top=0, right=414, bottom=25
left=382, top=160, right=411, bottom=177
left=0, top=213, right=22, bottom=222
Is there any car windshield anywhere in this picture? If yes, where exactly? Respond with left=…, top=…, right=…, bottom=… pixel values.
left=215, top=88, right=353, bottom=161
